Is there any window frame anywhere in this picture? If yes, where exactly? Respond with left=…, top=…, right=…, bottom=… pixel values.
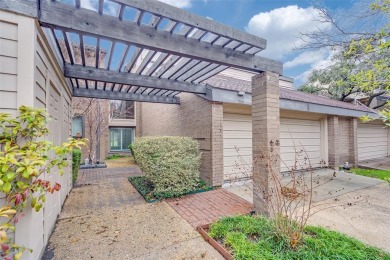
left=109, top=127, right=135, bottom=152
left=71, top=115, right=85, bottom=138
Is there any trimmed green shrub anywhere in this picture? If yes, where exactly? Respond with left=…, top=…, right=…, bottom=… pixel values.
left=129, top=143, right=135, bottom=157
left=72, top=149, right=82, bottom=183
left=132, top=136, right=201, bottom=196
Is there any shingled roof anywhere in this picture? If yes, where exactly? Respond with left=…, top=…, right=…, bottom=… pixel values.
left=204, top=75, right=372, bottom=113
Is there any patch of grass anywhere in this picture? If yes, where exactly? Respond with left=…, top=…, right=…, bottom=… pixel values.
left=105, top=156, right=137, bottom=168
left=105, top=154, right=129, bottom=160
left=208, top=215, right=390, bottom=260
left=350, top=168, right=390, bottom=181
left=128, top=176, right=212, bottom=202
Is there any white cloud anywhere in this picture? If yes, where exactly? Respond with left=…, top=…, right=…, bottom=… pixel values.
left=80, top=0, right=96, bottom=11
left=246, top=5, right=331, bottom=59
left=157, top=0, right=192, bottom=8
left=294, top=48, right=336, bottom=84
left=284, top=49, right=328, bottom=69
left=80, top=0, right=118, bottom=16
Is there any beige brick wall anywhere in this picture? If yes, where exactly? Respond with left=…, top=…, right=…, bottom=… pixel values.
left=136, top=93, right=224, bottom=186
left=338, top=117, right=358, bottom=166
left=338, top=117, right=350, bottom=165
left=252, top=71, right=280, bottom=216
left=328, top=115, right=358, bottom=168
left=328, top=116, right=339, bottom=169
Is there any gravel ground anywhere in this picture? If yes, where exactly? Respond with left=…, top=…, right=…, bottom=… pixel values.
left=42, top=168, right=223, bottom=260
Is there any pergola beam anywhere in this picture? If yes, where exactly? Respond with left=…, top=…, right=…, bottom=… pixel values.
left=73, top=88, right=180, bottom=104
left=0, top=0, right=37, bottom=17
left=39, top=0, right=283, bottom=74
left=64, top=64, right=207, bottom=94
left=112, top=0, right=267, bottom=50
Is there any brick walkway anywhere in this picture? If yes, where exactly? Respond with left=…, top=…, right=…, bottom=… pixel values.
left=167, top=189, right=253, bottom=228
left=76, top=166, right=142, bottom=186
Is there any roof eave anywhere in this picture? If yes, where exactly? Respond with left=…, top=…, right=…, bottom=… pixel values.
left=202, top=87, right=378, bottom=118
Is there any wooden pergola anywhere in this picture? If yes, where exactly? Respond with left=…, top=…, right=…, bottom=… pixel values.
left=2, top=0, right=282, bottom=104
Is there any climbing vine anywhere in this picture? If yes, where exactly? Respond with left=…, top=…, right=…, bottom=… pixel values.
left=0, top=106, right=85, bottom=259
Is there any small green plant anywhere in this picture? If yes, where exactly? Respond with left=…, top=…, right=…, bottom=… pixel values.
left=0, top=106, right=85, bottom=259
left=132, top=136, right=201, bottom=195
left=72, top=149, right=81, bottom=183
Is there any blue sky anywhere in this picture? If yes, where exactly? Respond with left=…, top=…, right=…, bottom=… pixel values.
left=159, top=0, right=358, bottom=87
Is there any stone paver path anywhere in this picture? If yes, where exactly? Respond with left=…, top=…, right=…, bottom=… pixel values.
left=167, top=189, right=253, bottom=228
left=43, top=167, right=224, bottom=260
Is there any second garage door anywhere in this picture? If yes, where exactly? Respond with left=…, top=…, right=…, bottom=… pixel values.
left=358, top=123, right=389, bottom=161
left=223, top=113, right=323, bottom=181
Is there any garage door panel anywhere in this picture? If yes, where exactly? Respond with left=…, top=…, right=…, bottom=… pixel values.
left=223, top=155, right=252, bottom=167
left=281, top=125, right=320, bottom=133
left=223, top=122, right=252, bottom=131
left=359, top=147, right=387, bottom=155
left=280, top=138, right=321, bottom=147
left=359, top=151, right=388, bottom=160
left=224, top=130, right=252, bottom=138
left=280, top=146, right=320, bottom=154
left=281, top=118, right=320, bottom=126
left=224, top=113, right=251, bottom=121
left=358, top=136, right=387, bottom=145
left=224, top=138, right=252, bottom=148
left=359, top=143, right=387, bottom=150
left=224, top=165, right=252, bottom=175
left=224, top=147, right=252, bottom=157
left=358, top=123, right=388, bottom=161
left=223, top=113, right=323, bottom=181
left=281, top=151, right=321, bottom=160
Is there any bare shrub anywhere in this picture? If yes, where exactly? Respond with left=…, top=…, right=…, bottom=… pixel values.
left=229, top=139, right=366, bottom=249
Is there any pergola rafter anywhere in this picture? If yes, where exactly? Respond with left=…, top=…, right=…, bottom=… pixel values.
left=65, top=64, right=207, bottom=94
left=1, top=0, right=283, bottom=104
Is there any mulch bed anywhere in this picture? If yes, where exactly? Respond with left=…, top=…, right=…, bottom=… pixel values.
left=128, top=176, right=212, bottom=203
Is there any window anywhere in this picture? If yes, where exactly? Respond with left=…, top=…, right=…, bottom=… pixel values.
left=110, top=127, right=134, bottom=151
left=110, top=100, right=134, bottom=119
left=72, top=116, right=84, bottom=138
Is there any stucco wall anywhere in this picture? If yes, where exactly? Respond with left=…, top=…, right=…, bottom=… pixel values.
left=136, top=93, right=224, bottom=186
left=0, top=10, right=73, bottom=260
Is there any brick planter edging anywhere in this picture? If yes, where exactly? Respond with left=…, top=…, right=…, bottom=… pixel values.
left=197, top=224, right=233, bottom=260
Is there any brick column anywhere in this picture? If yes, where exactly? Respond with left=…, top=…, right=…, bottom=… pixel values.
left=211, top=102, right=224, bottom=186
left=135, top=102, right=142, bottom=137
left=349, top=118, right=358, bottom=166
left=252, top=71, right=280, bottom=217
left=328, top=116, right=339, bottom=169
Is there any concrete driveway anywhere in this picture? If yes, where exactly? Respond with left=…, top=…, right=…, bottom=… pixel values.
left=43, top=167, right=223, bottom=260
left=225, top=169, right=390, bottom=252
left=359, top=156, right=390, bottom=170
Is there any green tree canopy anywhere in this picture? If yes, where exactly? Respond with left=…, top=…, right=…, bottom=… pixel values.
left=299, top=0, right=389, bottom=108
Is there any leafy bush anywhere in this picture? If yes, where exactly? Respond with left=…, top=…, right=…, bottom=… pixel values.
left=72, top=149, right=81, bottom=183
left=132, top=136, right=201, bottom=196
left=129, top=143, right=135, bottom=156
left=0, top=106, right=85, bottom=258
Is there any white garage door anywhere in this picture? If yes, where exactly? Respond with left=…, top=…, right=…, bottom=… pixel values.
left=223, top=113, right=323, bottom=181
left=358, top=123, right=389, bottom=161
